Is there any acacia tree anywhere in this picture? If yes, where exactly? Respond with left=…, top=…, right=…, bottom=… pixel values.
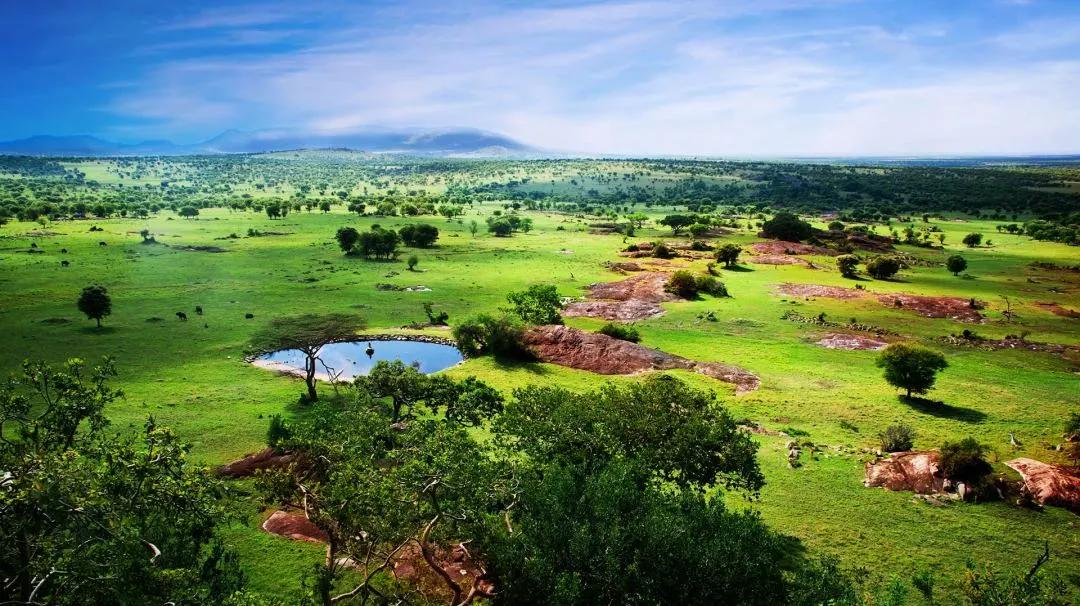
left=505, top=284, right=563, bottom=325
left=947, top=255, right=968, bottom=276
left=715, top=243, right=742, bottom=268
left=249, top=313, right=366, bottom=402
left=875, top=342, right=948, bottom=398
left=0, top=358, right=244, bottom=605
left=77, top=284, right=112, bottom=328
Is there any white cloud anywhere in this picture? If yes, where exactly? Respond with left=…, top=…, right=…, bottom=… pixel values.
left=108, top=0, right=1080, bottom=155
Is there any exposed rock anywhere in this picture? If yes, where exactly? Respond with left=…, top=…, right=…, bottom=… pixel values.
left=877, top=293, right=984, bottom=323
left=262, top=510, right=328, bottom=543
left=564, top=272, right=677, bottom=321
left=523, top=325, right=759, bottom=393
left=817, top=333, right=889, bottom=351
left=864, top=451, right=945, bottom=494
left=217, top=447, right=297, bottom=478
left=777, top=283, right=867, bottom=300
left=1005, top=458, right=1080, bottom=514
left=751, top=241, right=835, bottom=256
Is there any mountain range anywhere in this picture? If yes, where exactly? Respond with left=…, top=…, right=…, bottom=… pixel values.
left=0, top=127, right=538, bottom=157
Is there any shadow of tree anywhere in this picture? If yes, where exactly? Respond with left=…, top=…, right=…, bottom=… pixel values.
left=901, top=395, right=987, bottom=423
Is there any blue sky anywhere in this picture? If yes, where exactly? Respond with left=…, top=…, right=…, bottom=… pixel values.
left=2, top=0, right=1079, bottom=155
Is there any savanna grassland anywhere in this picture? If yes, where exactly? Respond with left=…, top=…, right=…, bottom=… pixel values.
left=1, top=152, right=1078, bottom=602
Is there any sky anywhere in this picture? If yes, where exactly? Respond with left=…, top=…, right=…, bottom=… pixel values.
left=1, top=0, right=1079, bottom=156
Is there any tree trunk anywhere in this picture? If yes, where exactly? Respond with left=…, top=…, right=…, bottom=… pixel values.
left=96, top=317, right=101, bottom=328
left=305, top=354, right=319, bottom=402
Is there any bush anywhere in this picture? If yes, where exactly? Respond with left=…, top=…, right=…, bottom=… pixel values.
left=695, top=275, right=730, bottom=297
left=878, top=424, right=915, bottom=452
left=836, top=254, right=859, bottom=278
left=506, top=284, right=563, bottom=325
left=664, top=270, right=698, bottom=298
left=267, top=414, right=291, bottom=448
left=597, top=323, right=640, bottom=342
left=946, top=255, right=968, bottom=276
left=399, top=223, right=439, bottom=247
left=452, top=314, right=530, bottom=359
left=939, top=437, right=993, bottom=487
left=652, top=242, right=673, bottom=259
left=715, top=243, right=741, bottom=268
left=962, top=232, right=983, bottom=248
left=761, top=212, right=812, bottom=242
left=865, top=256, right=901, bottom=279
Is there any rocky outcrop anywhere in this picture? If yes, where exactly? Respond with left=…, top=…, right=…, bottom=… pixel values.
left=262, top=510, right=328, bottom=543
left=1006, top=458, right=1080, bottom=514
left=217, top=447, right=297, bottom=478
left=564, top=272, right=678, bottom=321
left=523, top=325, right=759, bottom=393
left=864, top=451, right=945, bottom=494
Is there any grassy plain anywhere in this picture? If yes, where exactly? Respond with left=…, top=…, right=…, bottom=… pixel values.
left=1, top=168, right=1078, bottom=599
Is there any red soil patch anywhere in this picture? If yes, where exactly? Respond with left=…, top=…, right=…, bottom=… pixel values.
left=748, top=254, right=811, bottom=266
left=1035, top=302, right=1080, bottom=319
left=751, top=241, right=835, bottom=256
left=262, top=510, right=328, bottom=543
left=816, top=333, right=888, bottom=351
left=876, top=293, right=983, bottom=323
left=564, top=272, right=677, bottom=321
left=777, top=283, right=867, bottom=300
left=217, top=447, right=297, bottom=478
left=607, top=261, right=645, bottom=272
left=1006, top=458, right=1080, bottom=514
left=523, top=325, right=759, bottom=393
left=864, top=451, right=945, bottom=494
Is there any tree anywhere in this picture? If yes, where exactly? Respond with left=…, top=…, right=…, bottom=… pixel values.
left=335, top=226, right=360, bottom=253
left=939, top=437, right=993, bottom=490
left=178, top=206, right=199, bottom=218
left=0, top=358, right=244, bottom=605
left=468, top=219, right=479, bottom=237
left=451, top=314, right=529, bottom=359
left=77, top=284, right=111, bottom=327
left=626, top=212, right=648, bottom=229
left=407, top=254, right=419, bottom=270
left=399, top=223, right=439, bottom=247
left=659, top=214, right=695, bottom=235
left=688, top=222, right=709, bottom=239
left=319, top=201, right=332, bottom=213
left=836, top=254, right=859, bottom=278
left=947, top=255, right=968, bottom=276
left=506, top=284, right=563, bottom=325
left=963, top=232, right=983, bottom=247
left=716, top=243, right=742, bottom=268
left=866, top=256, right=901, bottom=279
left=875, top=343, right=948, bottom=398
left=761, top=212, right=812, bottom=242
left=355, top=226, right=400, bottom=259
left=249, top=313, right=366, bottom=402
left=487, top=217, right=513, bottom=237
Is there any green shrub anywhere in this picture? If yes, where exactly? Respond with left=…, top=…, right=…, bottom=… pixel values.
left=866, top=256, right=901, bottom=279
left=452, top=314, right=531, bottom=359
left=695, top=275, right=729, bottom=297
left=664, top=270, right=698, bottom=298
left=267, top=414, right=291, bottom=448
left=652, top=242, right=673, bottom=259
left=939, top=437, right=993, bottom=486
left=598, top=323, right=640, bottom=343
left=878, top=424, right=915, bottom=452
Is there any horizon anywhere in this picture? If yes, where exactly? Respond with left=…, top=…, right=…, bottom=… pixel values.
left=3, top=1, right=1080, bottom=156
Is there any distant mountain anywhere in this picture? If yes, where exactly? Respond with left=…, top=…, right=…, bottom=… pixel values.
left=0, top=127, right=539, bottom=157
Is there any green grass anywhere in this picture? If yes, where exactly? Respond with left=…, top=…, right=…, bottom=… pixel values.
left=1, top=203, right=1078, bottom=598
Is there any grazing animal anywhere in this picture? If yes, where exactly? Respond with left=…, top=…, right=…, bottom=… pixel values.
left=195, top=306, right=203, bottom=315
left=99, top=241, right=107, bottom=247
left=244, top=313, right=254, bottom=319
left=60, top=260, right=70, bottom=267
left=176, top=311, right=188, bottom=321
left=60, top=248, right=68, bottom=253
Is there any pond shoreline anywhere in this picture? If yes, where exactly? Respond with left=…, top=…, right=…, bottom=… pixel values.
left=248, top=333, right=464, bottom=382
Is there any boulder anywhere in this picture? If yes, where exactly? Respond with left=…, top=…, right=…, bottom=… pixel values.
left=217, top=447, right=296, bottom=478
left=262, top=510, right=328, bottom=543
left=864, top=451, right=945, bottom=494
left=1005, top=458, right=1080, bottom=514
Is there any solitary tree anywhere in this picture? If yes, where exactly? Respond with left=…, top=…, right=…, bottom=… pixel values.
left=177, top=206, right=199, bottom=218
left=866, top=256, right=901, bottom=280
left=77, top=285, right=112, bottom=328
left=962, top=232, right=983, bottom=248
left=836, top=254, right=859, bottom=278
left=659, top=214, right=695, bottom=235
left=407, top=254, right=419, bottom=271
left=716, top=243, right=742, bottom=268
left=875, top=343, right=948, bottom=398
left=946, top=255, right=968, bottom=276
left=249, top=313, right=366, bottom=402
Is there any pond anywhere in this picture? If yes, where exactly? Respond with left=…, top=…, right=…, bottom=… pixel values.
left=256, top=339, right=463, bottom=380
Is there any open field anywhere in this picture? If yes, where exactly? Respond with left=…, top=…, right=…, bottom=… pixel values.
left=1, top=155, right=1078, bottom=602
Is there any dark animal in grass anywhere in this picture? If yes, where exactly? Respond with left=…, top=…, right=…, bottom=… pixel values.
left=245, top=313, right=255, bottom=319
left=61, top=248, right=68, bottom=253
left=195, top=306, right=203, bottom=315
left=60, top=260, right=69, bottom=267
left=176, top=311, right=188, bottom=321
left=99, top=241, right=107, bottom=247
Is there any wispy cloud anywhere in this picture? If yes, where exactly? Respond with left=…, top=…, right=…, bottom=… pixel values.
left=94, top=0, right=1080, bottom=154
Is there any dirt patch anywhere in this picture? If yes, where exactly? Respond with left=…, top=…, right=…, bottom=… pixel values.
left=816, top=333, right=888, bottom=351
left=262, top=510, right=328, bottom=543
left=564, top=272, right=677, bottom=321
left=751, top=241, right=835, bottom=256
left=217, top=447, right=298, bottom=478
left=523, top=325, right=759, bottom=393
left=174, top=245, right=228, bottom=253
left=1035, top=302, right=1080, bottom=319
left=1006, top=458, right=1080, bottom=514
left=876, top=293, right=983, bottom=323
left=607, top=261, right=645, bottom=272
left=865, top=451, right=945, bottom=494
left=748, top=254, right=811, bottom=266
left=777, top=283, right=867, bottom=300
